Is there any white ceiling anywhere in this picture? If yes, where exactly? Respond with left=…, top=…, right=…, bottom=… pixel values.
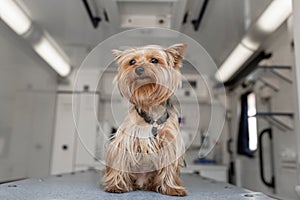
left=7, top=0, right=271, bottom=70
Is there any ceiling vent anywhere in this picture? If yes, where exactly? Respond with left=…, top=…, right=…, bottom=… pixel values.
left=103, top=0, right=187, bottom=30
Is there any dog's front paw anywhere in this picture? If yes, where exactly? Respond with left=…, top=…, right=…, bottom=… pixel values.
left=160, top=186, right=188, bottom=196
left=104, top=186, right=128, bottom=194
left=169, top=188, right=188, bottom=196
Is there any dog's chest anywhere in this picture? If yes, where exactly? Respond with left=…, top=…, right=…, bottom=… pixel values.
left=130, top=131, right=160, bottom=172
left=132, top=125, right=154, bottom=138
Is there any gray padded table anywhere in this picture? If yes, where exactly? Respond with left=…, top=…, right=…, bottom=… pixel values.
left=0, top=169, right=274, bottom=200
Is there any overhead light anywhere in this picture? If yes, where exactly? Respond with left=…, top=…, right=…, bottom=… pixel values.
left=256, top=0, right=292, bottom=33
left=241, top=35, right=260, bottom=51
left=215, top=44, right=253, bottom=82
left=0, top=0, right=32, bottom=35
left=215, top=0, right=292, bottom=83
left=33, top=35, right=71, bottom=77
left=0, top=0, right=71, bottom=77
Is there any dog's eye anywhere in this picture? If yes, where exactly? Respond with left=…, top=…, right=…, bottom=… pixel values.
left=129, top=59, right=136, bottom=65
left=150, top=58, right=158, bottom=64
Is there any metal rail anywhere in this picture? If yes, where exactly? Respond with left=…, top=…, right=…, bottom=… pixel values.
left=191, top=0, right=210, bottom=31
left=82, top=0, right=101, bottom=28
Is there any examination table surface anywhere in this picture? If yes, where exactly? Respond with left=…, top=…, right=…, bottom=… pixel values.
left=0, top=169, right=274, bottom=200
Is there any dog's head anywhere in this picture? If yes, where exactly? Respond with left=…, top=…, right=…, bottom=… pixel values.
left=113, top=44, right=187, bottom=107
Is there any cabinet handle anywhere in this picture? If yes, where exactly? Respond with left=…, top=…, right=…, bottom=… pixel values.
left=259, top=128, right=275, bottom=188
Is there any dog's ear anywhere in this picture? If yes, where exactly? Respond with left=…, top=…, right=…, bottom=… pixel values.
left=112, top=49, right=122, bottom=57
left=165, top=44, right=187, bottom=68
left=112, top=49, right=123, bottom=64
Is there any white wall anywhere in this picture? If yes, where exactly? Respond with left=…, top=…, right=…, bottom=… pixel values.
left=230, top=20, right=299, bottom=199
left=264, top=21, right=297, bottom=200
left=293, top=0, right=300, bottom=198
left=0, top=24, right=57, bottom=181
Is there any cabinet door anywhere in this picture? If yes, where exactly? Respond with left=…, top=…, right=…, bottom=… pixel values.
left=51, top=94, right=77, bottom=174
left=74, top=93, right=99, bottom=170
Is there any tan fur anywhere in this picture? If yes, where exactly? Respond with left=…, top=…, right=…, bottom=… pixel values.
left=103, top=44, right=188, bottom=196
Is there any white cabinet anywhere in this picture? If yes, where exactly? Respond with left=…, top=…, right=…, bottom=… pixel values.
left=51, top=94, right=76, bottom=174
left=181, top=164, right=228, bottom=182
left=51, top=93, right=99, bottom=174
left=74, top=93, right=99, bottom=170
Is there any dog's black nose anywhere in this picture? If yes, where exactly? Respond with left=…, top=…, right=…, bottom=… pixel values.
left=135, top=66, right=145, bottom=76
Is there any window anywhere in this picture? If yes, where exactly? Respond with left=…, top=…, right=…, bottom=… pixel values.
left=247, top=92, right=257, bottom=151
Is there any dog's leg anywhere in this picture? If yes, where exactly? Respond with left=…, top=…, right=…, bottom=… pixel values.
left=103, top=167, right=134, bottom=193
left=153, top=164, right=187, bottom=196
left=150, top=128, right=187, bottom=196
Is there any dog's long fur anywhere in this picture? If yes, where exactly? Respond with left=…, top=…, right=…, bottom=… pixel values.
left=103, top=44, right=188, bottom=196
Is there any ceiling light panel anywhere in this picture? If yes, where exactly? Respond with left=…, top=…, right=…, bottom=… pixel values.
left=0, top=0, right=32, bottom=35
left=118, top=1, right=173, bottom=28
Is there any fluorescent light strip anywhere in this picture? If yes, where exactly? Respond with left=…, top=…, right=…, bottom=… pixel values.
left=34, top=36, right=71, bottom=77
left=241, top=35, right=260, bottom=51
left=0, top=0, right=31, bottom=35
left=0, top=0, right=71, bottom=77
left=215, top=0, right=292, bottom=83
left=215, top=43, right=253, bottom=82
left=257, top=0, right=292, bottom=33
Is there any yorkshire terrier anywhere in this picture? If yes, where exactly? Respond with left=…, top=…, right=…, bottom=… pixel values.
left=103, top=44, right=188, bottom=196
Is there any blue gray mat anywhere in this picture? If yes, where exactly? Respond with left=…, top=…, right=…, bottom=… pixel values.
left=0, top=169, right=274, bottom=200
